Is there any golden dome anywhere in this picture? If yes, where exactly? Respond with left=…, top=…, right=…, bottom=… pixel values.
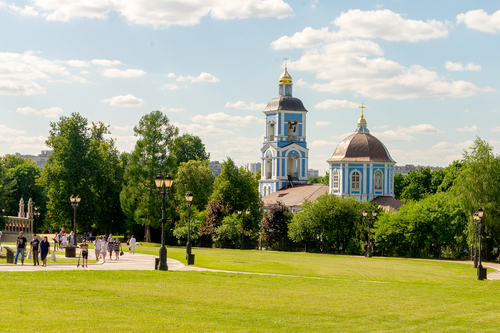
left=279, top=68, right=293, bottom=85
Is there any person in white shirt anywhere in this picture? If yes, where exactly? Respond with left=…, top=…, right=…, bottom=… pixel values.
left=62, top=234, right=67, bottom=247
left=94, top=237, right=101, bottom=260
left=100, top=239, right=108, bottom=263
left=129, top=235, right=136, bottom=254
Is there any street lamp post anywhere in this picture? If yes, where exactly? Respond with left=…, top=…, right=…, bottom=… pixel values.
left=362, top=210, right=378, bottom=258
left=473, top=213, right=478, bottom=268
left=34, top=207, right=40, bottom=233
left=474, top=207, right=484, bottom=280
left=155, top=174, right=173, bottom=271
left=185, top=192, right=194, bottom=265
left=70, top=195, right=81, bottom=243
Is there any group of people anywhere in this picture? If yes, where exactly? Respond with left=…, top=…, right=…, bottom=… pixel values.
left=52, top=228, right=76, bottom=250
left=12, top=231, right=137, bottom=268
left=15, top=232, right=51, bottom=266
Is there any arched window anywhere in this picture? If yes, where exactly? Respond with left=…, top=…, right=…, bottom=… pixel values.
left=332, top=169, right=339, bottom=190
left=389, top=170, right=393, bottom=193
left=279, top=86, right=283, bottom=95
left=286, top=86, right=291, bottom=95
left=287, top=120, right=298, bottom=141
left=374, top=170, right=383, bottom=190
left=267, top=121, right=275, bottom=141
left=351, top=170, right=361, bottom=190
left=265, top=158, right=272, bottom=179
left=287, top=155, right=299, bottom=178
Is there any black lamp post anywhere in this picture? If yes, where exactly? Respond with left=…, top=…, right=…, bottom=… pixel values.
left=70, top=195, right=81, bottom=244
left=34, top=207, right=40, bottom=233
left=474, top=207, right=484, bottom=280
left=362, top=210, right=377, bottom=258
left=155, top=174, right=173, bottom=271
left=185, top=192, right=194, bottom=265
left=473, top=213, right=478, bottom=268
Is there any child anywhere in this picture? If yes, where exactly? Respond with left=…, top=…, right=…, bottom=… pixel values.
left=79, top=239, right=89, bottom=268
left=100, top=238, right=108, bottom=263
left=94, top=236, right=101, bottom=261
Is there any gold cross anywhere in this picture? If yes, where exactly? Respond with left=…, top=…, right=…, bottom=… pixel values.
left=284, top=57, right=289, bottom=69
left=359, top=103, right=366, bottom=118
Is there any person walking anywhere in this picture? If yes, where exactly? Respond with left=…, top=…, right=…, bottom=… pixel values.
left=79, top=239, right=89, bottom=268
left=40, top=236, right=50, bottom=267
left=100, top=238, right=108, bottom=263
left=129, top=235, right=136, bottom=254
left=30, top=234, right=40, bottom=266
left=61, top=233, right=67, bottom=247
left=113, top=239, right=122, bottom=260
left=107, top=234, right=114, bottom=260
left=53, top=232, right=59, bottom=250
left=94, top=236, right=101, bottom=261
left=15, top=232, right=27, bottom=265
left=58, top=232, right=63, bottom=248
left=69, top=231, right=76, bottom=246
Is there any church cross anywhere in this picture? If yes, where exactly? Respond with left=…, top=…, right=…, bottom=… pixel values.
left=359, top=103, right=366, bottom=117
left=283, top=57, right=289, bottom=69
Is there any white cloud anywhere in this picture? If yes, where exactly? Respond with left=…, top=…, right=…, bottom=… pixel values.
left=225, top=101, right=266, bottom=110
left=0, top=124, right=27, bottom=135
left=101, top=94, right=145, bottom=107
left=220, top=136, right=262, bottom=153
left=291, top=42, right=480, bottom=99
left=391, top=140, right=474, bottom=165
left=91, top=59, right=122, bottom=66
left=456, top=125, right=479, bottom=132
left=108, top=125, right=133, bottom=132
left=295, top=78, right=307, bottom=86
left=174, top=123, right=234, bottom=136
left=406, top=124, right=444, bottom=134
left=315, top=99, right=359, bottom=109
left=491, top=127, right=500, bottom=132
left=333, top=9, right=448, bottom=42
left=159, top=107, right=185, bottom=112
left=16, top=106, right=63, bottom=118
left=165, top=73, right=176, bottom=78
left=9, top=4, right=39, bottom=17
left=101, top=68, right=146, bottom=78
left=483, top=86, right=495, bottom=92
left=28, top=0, right=294, bottom=28
left=192, top=112, right=263, bottom=126
left=315, top=121, right=330, bottom=127
left=445, top=61, right=481, bottom=72
left=372, top=125, right=389, bottom=129
left=368, top=124, right=443, bottom=143
left=457, top=9, right=500, bottom=33
left=310, top=140, right=337, bottom=148
left=177, top=72, right=219, bottom=83
left=80, top=70, right=90, bottom=75
left=66, top=60, right=89, bottom=67
left=162, top=83, right=180, bottom=90
left=0, top=134, right=48, bottom=151
left=271, top=27, right=340, bottom=49
left=0, top=51, right=75, bottom=96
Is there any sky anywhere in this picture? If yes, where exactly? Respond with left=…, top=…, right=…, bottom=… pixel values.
left=0, top=0, right=499, bottom=174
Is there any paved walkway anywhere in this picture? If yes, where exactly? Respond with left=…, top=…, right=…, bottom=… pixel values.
left=1, top=251, right=499, bottom=280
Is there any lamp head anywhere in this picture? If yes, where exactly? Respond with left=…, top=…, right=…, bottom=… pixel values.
left=237, top=210, right=242, bottom=215
left=155, top=174, right=163, bottom=189
left=76, top=195, right=81, bottom=203
left=362, top=210, right=368, bottom=217
left=164, top=174, right=173, bottom=188
left=477, top=207, right=484, bottom=218
left=70, top=195, right=75, bottom=203
left=473, top=213, right=478, bottom=221
left=185, top=192, right=194, bottom=203
left=372, top=210, right=378, bottom=217
left=245, top=209, right=250, bottom=215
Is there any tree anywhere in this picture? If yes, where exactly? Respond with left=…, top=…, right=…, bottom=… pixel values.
left=394, top=174, right=405, bottom=199
left=261, top=200, right=292, bottom=247
left=452, top=137, right=500, bottom=253
left=288, top=194, right=375, bottom=254
left=6, top=160, right=47, bottom=229
left=171, top=133, right=210, bottom=166
left=39, top=114, right=124, bottom=234
left=120, top=111, right=179, bottom=242
left=174, top=159, right=214, bottom=210
left=39, top=113, right=94, bottom=232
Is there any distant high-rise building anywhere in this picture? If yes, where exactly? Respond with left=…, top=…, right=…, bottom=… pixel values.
left=12, top=150, right=53, bottom=170
left=248, top=163, right=261, bottom=176
left=394, top=164, right=444, bottom=176
left=209, top=161, right=222, bottom=177
left=308, top=169, right=319, bottom=178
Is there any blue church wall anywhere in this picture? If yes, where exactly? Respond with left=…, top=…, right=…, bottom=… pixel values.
left=276, top=142, right=307, bottom=148
left=277, top=113, right=281, bottom=134
left=281, top=158, right=285, bottom=176
left=284, top=113, right=302, bottom=122
left=302, top=159, right=305, bottom=177
left=299, top=124, right=302, bottom=137
left=276, top=159, right=280, bottom=177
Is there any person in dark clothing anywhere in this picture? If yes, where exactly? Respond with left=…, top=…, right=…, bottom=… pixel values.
left=30, top=234, right=40, bottom=266
left=40, top=235, right=50, bottom=267
left=15, top=232, right=27, bottom=265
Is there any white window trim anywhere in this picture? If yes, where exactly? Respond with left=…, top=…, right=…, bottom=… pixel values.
left=350, top=169, right=361, bottom=192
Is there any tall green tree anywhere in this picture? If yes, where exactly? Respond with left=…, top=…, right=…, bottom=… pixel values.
left=261, top=200, right=292, bottom=247
left=174, top=159, right=214, bottom=209
left=452, top=137, right=500, bottom=251
left=120, top=111, right=178, bottom=242
left=171, top=133, right=210, bottom=166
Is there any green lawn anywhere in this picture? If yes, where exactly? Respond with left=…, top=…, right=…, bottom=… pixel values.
left=1, top=244, right=499, bottom=332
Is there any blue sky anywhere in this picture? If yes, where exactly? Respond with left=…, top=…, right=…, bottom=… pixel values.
left=0, top=0, right=499, bottom=174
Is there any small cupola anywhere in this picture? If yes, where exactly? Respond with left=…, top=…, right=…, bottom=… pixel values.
left=279, top=57, right=293, bottom=97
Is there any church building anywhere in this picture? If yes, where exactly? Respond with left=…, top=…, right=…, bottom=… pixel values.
left=260, top=62, right=400, bottom=211
left=259, top=60, right=309, bottom=197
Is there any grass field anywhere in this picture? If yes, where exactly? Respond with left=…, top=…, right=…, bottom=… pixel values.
left=1, top=244, right=499, bottom=332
